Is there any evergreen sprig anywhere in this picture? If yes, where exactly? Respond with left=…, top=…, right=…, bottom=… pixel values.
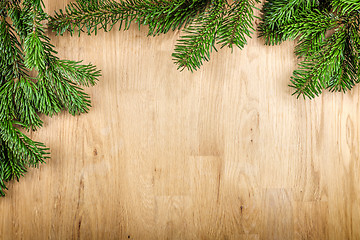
left=0, top=0, right=100, bottom=196
left=49, top=0, right=260, bottom=71
left=259, top=0, right=360, bottom=98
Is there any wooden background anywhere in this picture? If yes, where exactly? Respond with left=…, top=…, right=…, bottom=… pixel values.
left=1, top=1, right=360, bottom=239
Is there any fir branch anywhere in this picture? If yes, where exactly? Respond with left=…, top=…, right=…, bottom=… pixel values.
left=0, top=0, right=100, bottom=196
left=0, top=17, right=26, bottom=81
left=258, top=0, right=317, bottom=45
left=50, top=0, right=260, bottom=71
left=0, top=120, right=49, bottom=168
left=42, top=64, right=93, bottom=115
left=333, top=0, right=360, bottom=13
left=0, top=140, right=27, bottom=197
left=216, top=0, right=260, bottom=50
left=49, top=0, right=209, bottom=36
left=260, top=0, right=360, bottom=98
left=0, top=119, right=48, bottom=196
left=35, top=77, right=62, bottom=116
left=0, top=78, right=43, bottom=129
left=172, top=0, right=226, bottom=71
left=55, top=60, right=100, bottom=87
left=23, top=2, right=100, bottom=115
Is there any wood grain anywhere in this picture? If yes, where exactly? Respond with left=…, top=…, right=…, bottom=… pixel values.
left=1, top=1, right=360, bottom=239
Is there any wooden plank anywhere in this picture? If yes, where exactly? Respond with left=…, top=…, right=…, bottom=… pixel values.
left=293, top=201, right=329, bottom=240
left=1, top=0, right=360, bottom=239
left=260, top=189, right=293, bottom=240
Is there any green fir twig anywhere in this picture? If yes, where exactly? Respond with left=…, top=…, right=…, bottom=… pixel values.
left=259, top=0, right=360, bottom=98
left=0, top=0, right=100, bottom=196
left=49, top=0, right=260, bottom=71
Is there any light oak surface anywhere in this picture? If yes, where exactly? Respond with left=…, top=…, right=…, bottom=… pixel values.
left=1, top=1, right=360, bottom=239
